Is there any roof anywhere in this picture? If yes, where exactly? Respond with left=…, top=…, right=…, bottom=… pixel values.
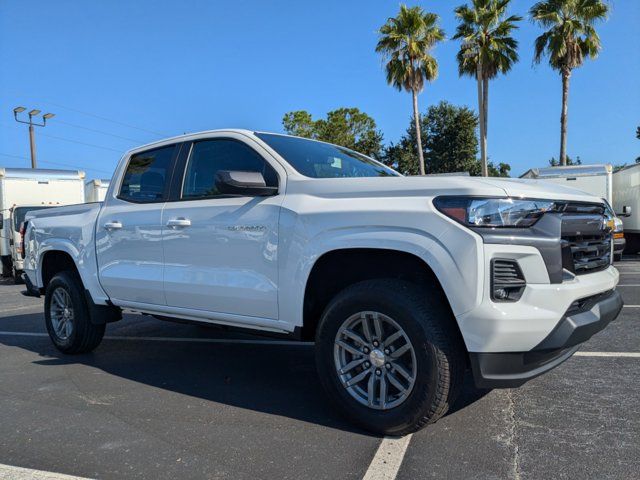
left=0, top=168, right=85, bottom=180
left=520, top=164, right=612, bottom=179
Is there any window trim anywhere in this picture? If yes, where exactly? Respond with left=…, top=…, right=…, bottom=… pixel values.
left=174, top=137, right=280, bottom=202
left=116, top=143, right=182, bottom=204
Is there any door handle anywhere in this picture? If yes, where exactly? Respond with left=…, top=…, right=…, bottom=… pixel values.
left=166, top=218, right=191, bottom=228
left=103, top=221, right=123, bottom=230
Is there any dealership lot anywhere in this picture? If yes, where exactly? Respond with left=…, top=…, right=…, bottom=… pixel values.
left=0, top=258, right=639, bottom=480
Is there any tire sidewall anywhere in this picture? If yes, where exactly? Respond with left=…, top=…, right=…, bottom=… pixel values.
left=315, top=281, right=446, bottom=435
left=44, top=272, right=87, bottom=352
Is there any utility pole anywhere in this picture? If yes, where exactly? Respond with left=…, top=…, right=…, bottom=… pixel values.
left=13, top=107, right=55, bottom=169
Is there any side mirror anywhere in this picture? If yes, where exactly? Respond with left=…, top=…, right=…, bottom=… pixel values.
left=215, top=171, right=278, bottom=196
left=0, top=213, right=3, bottom=230
left=618, top=206, right=632, bottom=217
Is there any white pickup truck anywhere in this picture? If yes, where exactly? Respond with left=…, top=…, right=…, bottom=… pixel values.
left=23, top=130, right=623, bottom=435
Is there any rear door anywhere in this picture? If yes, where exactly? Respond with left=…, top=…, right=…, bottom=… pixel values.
left=96, top=143, right=180, bottom=305
left=161, top=135, right=284, bottom=319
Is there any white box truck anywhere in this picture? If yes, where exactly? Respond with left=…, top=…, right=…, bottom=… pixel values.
left=84, top=179, right=110, bottom=203
left=613, top=164, right=639, bottom=253
left=520, top=164, right=613, bottom=203
left=0, top=168, right=85, bottom=282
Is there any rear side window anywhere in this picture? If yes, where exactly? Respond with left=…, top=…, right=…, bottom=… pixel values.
left=119, top=145, right=176, bottom=202
left=182, top=139, right=278, bottom=199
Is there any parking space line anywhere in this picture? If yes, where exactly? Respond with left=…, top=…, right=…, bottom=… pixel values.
left=575, top=352, right=640, bottom=357
left=0, top=305, right=42, bottom=314
left=623, top=305, right=640, bottom=308
left=362, top=435, right=413, bottom=480
left=618, top=284, right=640, bottom=287
left=0, top=463, right=92, bottom=479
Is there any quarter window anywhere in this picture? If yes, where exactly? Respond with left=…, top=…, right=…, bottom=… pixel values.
left=182, top=139, right=278, bottom=199
left=119, top=145, right=176, bottom=202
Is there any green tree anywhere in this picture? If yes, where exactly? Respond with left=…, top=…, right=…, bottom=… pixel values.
left=453, top=0, right=521, bottom=177
left=281, top=107, right=383, bottom=157
left=530, top=0, right=609, bottom=166
left=376, top=5, right=445, bottom=175
left=381, top=101, right=511, bottom=176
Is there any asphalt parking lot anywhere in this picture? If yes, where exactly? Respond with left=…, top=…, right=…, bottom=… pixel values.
left=0, top=258, right=639, bottom=480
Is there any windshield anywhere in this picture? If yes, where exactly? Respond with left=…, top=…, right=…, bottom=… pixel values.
left=12, top=206, right=54, bottom=230
left=256, top=133, right=400, bottom=178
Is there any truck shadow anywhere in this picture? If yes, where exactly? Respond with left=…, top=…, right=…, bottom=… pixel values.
left=0, top=312, right=490, bottom=435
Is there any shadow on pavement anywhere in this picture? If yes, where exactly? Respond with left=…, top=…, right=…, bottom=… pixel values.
left=1, top=312, right=490, bottom=435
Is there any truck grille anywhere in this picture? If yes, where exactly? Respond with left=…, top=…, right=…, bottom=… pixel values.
left=559, top=203, right=611, bottom=275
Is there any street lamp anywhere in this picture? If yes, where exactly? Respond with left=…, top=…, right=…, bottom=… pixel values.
left=13, top=107, right=55, bottom=169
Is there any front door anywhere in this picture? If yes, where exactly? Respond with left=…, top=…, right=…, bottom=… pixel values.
left=161, top=137, right=283, bottom=319
left=96, top=143, right=179, bottom=305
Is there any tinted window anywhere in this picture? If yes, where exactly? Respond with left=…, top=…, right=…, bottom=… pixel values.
left=119, top=145, right=176, bottom=202
left=256, top=133, right=399, bottom=178
left=182, top=139, right=278, bottom=199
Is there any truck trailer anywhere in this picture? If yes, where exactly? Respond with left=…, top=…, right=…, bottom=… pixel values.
left=0, top=168, right=85, bottom=282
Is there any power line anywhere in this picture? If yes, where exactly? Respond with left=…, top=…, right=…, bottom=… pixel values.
left=0, top=152, right=113, bottom=175
left=54, top=119, right=145, bottom=144
left=34, top=100, right=170, bottom=138
left=38, top=131, right=124, bottom=152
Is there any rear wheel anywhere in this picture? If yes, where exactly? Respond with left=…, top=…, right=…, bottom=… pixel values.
left=44, top=271, right=105, bottom=354
left=1, top=256, right=12, bottom=278
left=315, top=279, right=465, bottom=436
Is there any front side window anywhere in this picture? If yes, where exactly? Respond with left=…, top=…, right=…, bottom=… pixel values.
left=182, top=139, right=278, bottom=199
left=255, top=132, right=399, bottom=178
left=119, top=145, right=176, bottom=202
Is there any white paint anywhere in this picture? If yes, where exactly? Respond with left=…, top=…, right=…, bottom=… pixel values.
left=575, top=352, right=640, bottom=358
left=623, top=305, right=640, bottom=308
left=617, top=284, right=640, bottom=287
left=0, top=463, right=92, bottom=480
left=0, top=305, right=42, bottom=314
left=362, top=435, right=413, bottom=480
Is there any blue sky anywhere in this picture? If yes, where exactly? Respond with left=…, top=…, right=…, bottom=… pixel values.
left=1, top=0, right=638, bottom=178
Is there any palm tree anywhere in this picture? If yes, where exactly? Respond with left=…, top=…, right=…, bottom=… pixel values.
left=530, top=0, right=609, bottom=166
left=376, top=5, right=445, bottom=175
left=453, top=0, right=521, bottom=177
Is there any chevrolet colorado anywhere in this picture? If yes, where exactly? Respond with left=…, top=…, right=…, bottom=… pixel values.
left=23, top=130, right=623, bottom=435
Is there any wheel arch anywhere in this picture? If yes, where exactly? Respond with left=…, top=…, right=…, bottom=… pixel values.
left=300, top=247, right=467, bottom=346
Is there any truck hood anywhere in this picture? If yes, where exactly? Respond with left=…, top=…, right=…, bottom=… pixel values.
left=287, top=175, right=604, bottom=204
left=471, top=177, right=604, bottom=203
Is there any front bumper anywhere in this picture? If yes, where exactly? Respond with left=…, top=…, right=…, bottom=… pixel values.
left=614, top=237, right=626, bottom=255
left=469, top=289, right=623, bottom=388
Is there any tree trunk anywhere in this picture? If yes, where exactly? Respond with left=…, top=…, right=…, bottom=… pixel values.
left=482, top=75, right=489, bottom=177
left=412, top=89, right=425, bottom=175
left=476, top=62, right=487, bottom=177
left=560, top=69, right=571, bottom=166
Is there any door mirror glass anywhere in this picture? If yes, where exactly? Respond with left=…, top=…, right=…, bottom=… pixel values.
left=0, top=213, right=3, bottom=230
left=215, top=171, right=278, bottom=196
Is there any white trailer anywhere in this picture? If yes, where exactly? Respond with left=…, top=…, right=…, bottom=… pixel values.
left=84, top=179, right=110, bottom=203
left=613, top=164, right=640, bottom=253
left=0, top=168, right=85, bottom=281
left=520, top=164, right=613, bottom=203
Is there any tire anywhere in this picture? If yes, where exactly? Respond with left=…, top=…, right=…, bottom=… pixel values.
left=44, top=271, right=105, bottom=354
left=315, top=279, right=465, bottom=436
left=1, top=256, right=12, bottom=278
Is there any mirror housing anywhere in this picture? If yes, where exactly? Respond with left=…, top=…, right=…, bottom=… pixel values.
left=619, top=206, right=632, bottom=217
left=215, top=171, right=278, bottom=196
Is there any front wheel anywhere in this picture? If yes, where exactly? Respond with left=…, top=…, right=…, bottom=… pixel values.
left=315, top=279, right=465, bottom=436
left=44, top=271, right=105, bottom=354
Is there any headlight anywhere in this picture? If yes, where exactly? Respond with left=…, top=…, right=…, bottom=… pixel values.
left=433, top=197, right=556, bottom=228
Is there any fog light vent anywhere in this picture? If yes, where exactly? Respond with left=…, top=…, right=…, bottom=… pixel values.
left=491, top=259, right=526, bottom=302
